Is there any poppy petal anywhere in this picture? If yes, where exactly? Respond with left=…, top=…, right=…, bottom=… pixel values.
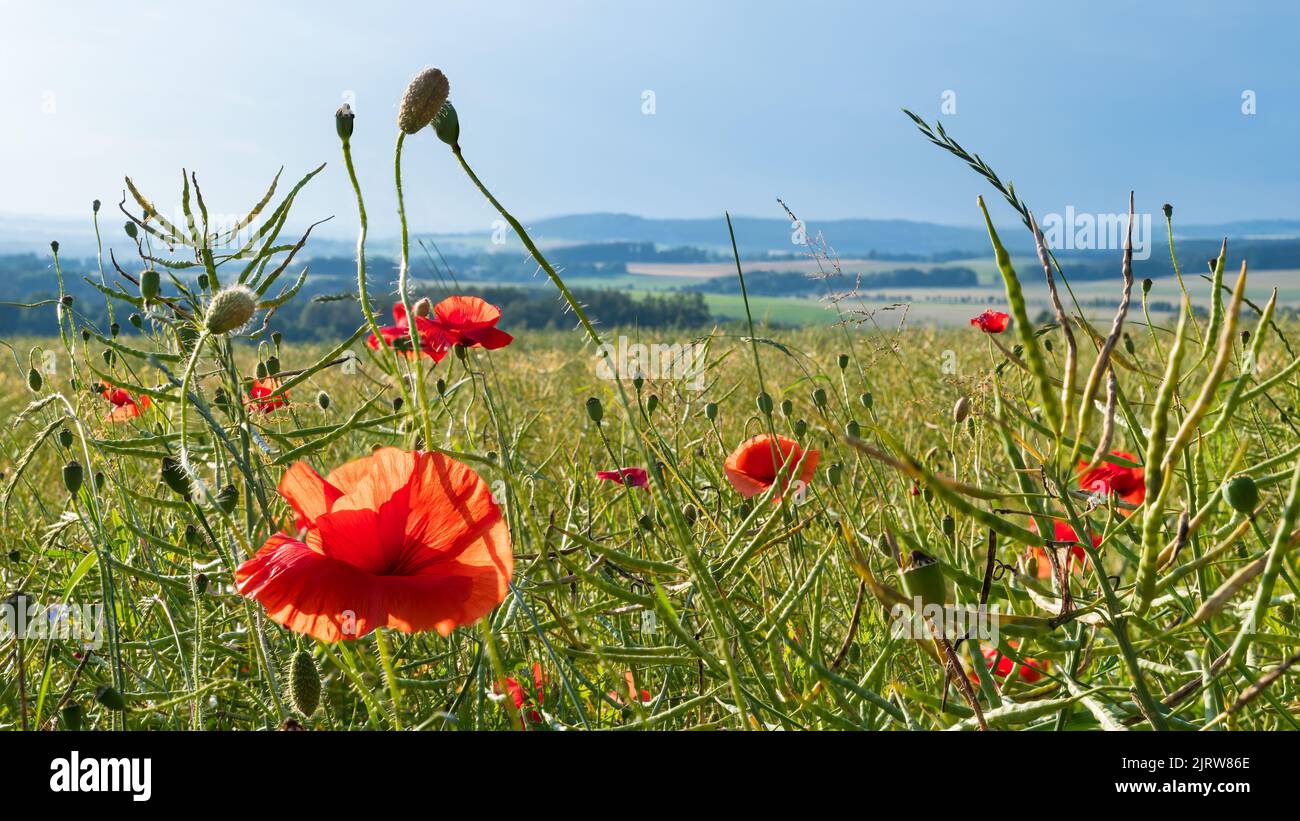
left=278, top=462, right=343, bottom=530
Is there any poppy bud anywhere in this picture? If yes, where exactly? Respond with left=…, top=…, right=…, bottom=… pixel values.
left=50, top=240, right=59, bottom=254
left=397, top=67, right=450, bottom=134
left=27, top=367, right=42, bottom=392
left=845, top=420, right=860, bottom=439
left=184, top=524, right=201, bottom=547
left=436, top=378, right=446, bottom=396
left=197, top=274, right=209, bottom=291
left=110, top=322, right=120, bottom=338
left=94, top=472, right=105, bottom=490
left=953, top=396, right=970, bottom=424
left=392, top=397, right=404, bottom=411
left=1124, top=333, right=1135, bottom=356
left=255, top=361, right=268, bottom=379
left=585, top=396, right=603, bottom=423
left=683, top=504, right=698, bottom=525
left=705, top=402, right=718, bottom=421
left=92, top=199, right=101, bottom=213
left=1241, top=330, right=1250, bottom=346
left=195, top=572, right=209, bottom=594
left=412, top=297, right=433, bottom=318
left=1222, top=475, right=1259, bottom=514
left=271, top=331, right=282, bottom=348
left=58, top=428, right=73, bottom=448
left=812, top=387, right=827, bottom=409
left=266, top=356, right=281, bottom=376
left=335, top=103, right=355, bottom=140
left=140, top=268, right=160, bottom=302
left=102, top=349, right=114, bottom=367
left=289, top=649, right=321, bottom=717
left=780, top=398, right=793, bottom=417
left=204, top=285, right=257, bottom=335
left=828, top=463, right=843, bottom=486
left=901, top=550, right=947, bottom=607
left=160, top=456, right=192, bottom=499
left=124, top=221, right=138, bottom=239
left=637, top=514, right=654, bottom=531
left=316, top=390, right=330, bottom=410
left=632, top=374, right=644, bottom=393
left=837, top=353, right=849, bottom=370
left=82, top=328, right=91, bottom=342
left=1142, top=278, right=1153, bottom=295
left=1162, top=203, right=1173, bottom=219
left=63, top=460, right=84, bottom=495
left=95, top=685, right=127, bottom=711
left=793, top=418, right=807, bottom=437
left=216, top=483, right=238, bottom=514
left=61, top=702, right=84, bottom=731
left=756, top=392, right=773, bottom=415
left=646, top=393, right=659, bottom=415
left=434, top=101, right=460, bottom=147
left=942, top=514, right=955, bottom=538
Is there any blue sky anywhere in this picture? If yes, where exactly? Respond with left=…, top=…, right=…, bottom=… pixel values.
left=2, top=0, right=1297, bottom=239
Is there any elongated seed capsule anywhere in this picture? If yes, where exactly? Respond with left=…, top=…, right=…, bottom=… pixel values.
left=1162, top=262, right=1247, bottom=476
left=1030, top=211, right=1076, bottom=436
left=1203, top=238, right=1228, bottom=351
left=1081, top=366, right=1119, bottom=474
left=1134, top=297, right=1191, bottom=614
left=1071, top=193, right=1135, bottom=463
left=1227, top=451, right=1300, bottom=666
left=289, top=649, right=321, bottom=717
left=1209, top=288, right=1276, bottom=437
left=978, top=197, right=1060, bottom=436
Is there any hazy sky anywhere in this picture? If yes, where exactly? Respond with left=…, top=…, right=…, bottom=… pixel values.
left=3, top=0, right=1297, bottom=240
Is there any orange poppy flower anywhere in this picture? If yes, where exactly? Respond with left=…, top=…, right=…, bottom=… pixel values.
left=102, top=384, right=151, bottom=422
left=723, top=434, right=819, bottom=500
left=1077, top=450, right=1145, bottom=510
left=235, top=448, right=513, bottom=641
left=247, top=378, right=287, bottom=413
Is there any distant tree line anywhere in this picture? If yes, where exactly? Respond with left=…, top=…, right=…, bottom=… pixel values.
left=690, top=266, right=979, bottom=297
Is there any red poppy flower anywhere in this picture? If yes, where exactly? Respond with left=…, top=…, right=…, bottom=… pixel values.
left=496, top=662, right=546, bottom=728
left=1028, top=519, right=1099, bottom=579
left=247, top=378, right=287, bottom=413
left=367, top=304, right=454, bottom=362
left=102, top=384, right=151, bottom=422
left=979, top=642, right=1045, bottom=683
left=608, top=670, right=652, bottom=707
left=723, top=434, right=819, bottom=500
left=970, top=309, right=1010, bottom=334
left=595, top=467, right=649, bottom=489
left=234, top=447, right=513, bottom=642
left=1077, top=450, right=1145, bottom=509
left=433, top=296, right=514, bottom=350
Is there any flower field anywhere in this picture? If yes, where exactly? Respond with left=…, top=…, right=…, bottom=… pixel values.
left=2, top=66, right=1299, bottom=734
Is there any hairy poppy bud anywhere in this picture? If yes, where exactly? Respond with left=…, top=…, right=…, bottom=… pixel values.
left=861, top=392, right=873, bottom=409
left=266, top=356, right=280, bottom=376
left=1162, top=203, right=1173, bottom=219
left=160, top=456, right=192, bottom=499
left=585, top=396, right=603, bottom=424
left=1142, top=278, right=1153, bottom=295
left=216, top=483, right=238, bottom=514
left=95, top=685, right=127, bottom=712
left=705, top=402, right=718, bottom=422
left=845, top=420, right=861, bottom=439
left=63, top=460, right=84, bottom=495
left=204, top=286, right=256, bottom=335
left=827, top=463, right=843, bottom=487
left=197, top=274, right=208, bottom=291
left=124, top=221, right=138, bottom=239
left=93, top=199, right=101, bottom=213
left=756, top=392, right=773, bottom=415
left=335, top=103, right=355, bottom=140
left=412, top=297, right=432, bottom=318
left=902, top=550, right=947, bottom=607
left=289, top=649, right=321, bottom=717
left=27, top=367, right=42, bottom=392
left=255, top=361, right=268, bottom=379
left=837, top=353, right=849, bottom=371
left=793, top=418, right=807, bottom=437
left=392, top=397, right=404, bottom=412
left=50, top=240, right=59, bottom=254
left=271, top=331, right=282, bottom=347
left=140, top=268, right=160, bottom=302
left=812, top=387, right=827, bottom=409
left=1222, top=475, right=1259, bottom=514
left=953, top=396, right=970, bottom=424
left=646, top=393, right=659, bottom=415
left=397, top=67, right=450, bottom=134
left=942, top=514, right=956, bottom=538
left=316, top=390, right=330, bottom=411
left=434, top=101, right=460, bottom=147
left=58, top=428, right=73, bottom=448
left=780, top=398, right=793, bottom=417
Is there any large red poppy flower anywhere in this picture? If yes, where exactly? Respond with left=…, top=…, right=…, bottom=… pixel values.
left=978, top=642, right=1045, bottom=683
left=595, top=467, right=649, bottom=489
left=433, top=296, right=514, bottom=350
left=1028, top=519, right=1100, bottom=579
left=367, top=304, right=454, bottom=361
left=1078, top=450, right=1145, bottom=509
left=496, top=662, right=546, bottom=728
left=247, top=378, right=287, bottom=413
left=235, top=448, right=513, bottom=641
left=970, top=309, right=1010, bottom=334
left=102, top=384, right=151, bottom=422
left=723, top=434, right=819, bottom=500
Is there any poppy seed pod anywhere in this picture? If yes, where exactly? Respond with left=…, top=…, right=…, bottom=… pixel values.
left=160, top=456, right=192, bottom=499
left=705, top=402, right=718, bottom=421
left=289, top=649, right=321, bottom=717
left=585, top=396, right=603, bottom=424
left=140, top=268, right=160, bottom=302
left=335, top=103, right=355, bottom=140
left=63, top=460, right=84, bottom=495
left=902, top=550, right=947, bottom=608
left=216, top=483, right=239, bottom=514
left=434, top=101, right=460, bottom=147
left=1222, top=475, right=1260, bottom=514
left=204, top=286, right=256, bottom=335
left=397, top=67, right=450, bottom=134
